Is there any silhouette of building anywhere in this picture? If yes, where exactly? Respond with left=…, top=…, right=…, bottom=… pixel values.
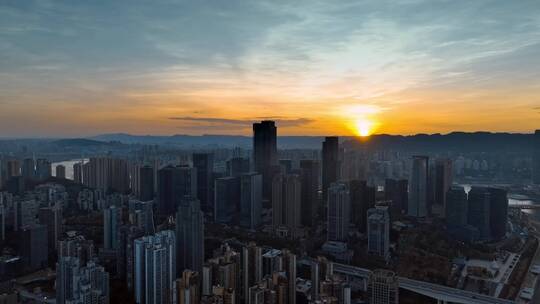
left=408, top=156, right=429, bottom=217
left=19, top=224, right=48, bottom=271
left=134, top=230, right=176, bottom=304
left=103, top=205, right=121, bottom=250
left=322, top=137, right=340, bottom=202
left=253, top=120, right=278, bottom=201
left=367, top=206, right=390, bottom=260
left=38, top=206, right=62, bottom=255
left=226, top=157, right=250, bottom=178
left=214, top=176, right=239, bottom=224
left=240, top=172, right=262, bottom=229
left=139, top=165, right=154, bottom=202
left=446, top=186, right=468, bottom=228
left=434, top=158, right=453, bottom=217
left=73, top=162, right=83, bottom=184
left=128, top=200, right=155, bottom=235
left=22, top=158, right=35, bottom=180
left=56, top=164, right=66, bottom=179
left=384, top=179, right=408, bottom=218
left=327, top=182, right=350, bottom=242
left=157, top=165, right=197, bottom=216
left=300, top=160, right=320, bottom=227
left=534, top=130, right=540, bottom=184
left=468, top=187, right=491, bottom=240
left=350, top=180, right=375, bottom=232
left=176, top=196, right=204, bottom=274
left=488, top=187, right=508, bottom=240
left=193, top=153, right=214, bottom=213
left=272, top=173, right=302, bottom=238
left=367, top=270, right=398, bottom=304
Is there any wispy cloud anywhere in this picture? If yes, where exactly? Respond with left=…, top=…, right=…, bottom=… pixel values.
left=169, top=116, right=313, bottom=127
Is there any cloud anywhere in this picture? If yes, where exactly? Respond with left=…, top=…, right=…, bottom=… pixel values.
left=169, top=116, right=314, bottom=127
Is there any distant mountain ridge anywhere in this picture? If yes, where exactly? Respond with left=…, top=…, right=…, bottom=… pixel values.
left=91, top=132, right=536, bottom=151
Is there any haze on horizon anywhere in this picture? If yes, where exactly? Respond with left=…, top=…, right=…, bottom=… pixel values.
left=1, top=0, right=539, bottom=138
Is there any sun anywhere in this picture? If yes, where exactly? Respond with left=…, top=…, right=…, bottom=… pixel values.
left=355, top=119, right=373, bottom=137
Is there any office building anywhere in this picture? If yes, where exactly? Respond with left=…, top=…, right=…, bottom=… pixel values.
left=367, top=270, right=399, bottom=304
left=534, top=130, right=540, bottom=184
left=322, top=137, right=340, bottom=202
left=134, top=230, right=176, bottom=304
left=176, top=196, right=204, bottom=274
left=103, top=205, right=121, bottom=250
left=242, top=243, right=263, bottom=302
left=446, top=186, right=468, bottom=228
left=22, top=158, right=35, bottom=180
left=253, top=120, right=278, bottom=200
left=240, top=173, right=262, bottom=229
left=157, top=165, right=197, bottom=216
left=140, top=165, right=155, bottom=202
left=129, top=200, right=155, bottom=235
left=38, top=206, right=62, bottom=254
left=36, top=158, right=52, bottom=181
left=226, top=157, right=250, bottom=178
left=468, top=187, right=491, bottom=240
left=434, top=158, right=453, bottom=216
left=488, top=187, right=508, bottom=240
left=193, top=153, right=214, bottom=212
left=19, top=224, right=48, bottom=271
left=56, top=257, right=110, bottom=304
left=327, top=182, right=350, bottom=242
left=367, top=206, right=390, bottom=260
left=384, top=179, right=408, bottom=218
left=214, top=177, right=239, bottom=224
left=408, top=156, right=429, bottom=217
left=74, top=162, right=83, bottom=184
left=6, top=159, right=21, bottom=179
left=350, top=180, right=375, bottom=232
left=117, top=225, right=144, bottom=290
left=59, top=233, right=95, bottom=264
left=299, top=160, right=320, bottom=227
left=272, top=174, right=302, bottom=237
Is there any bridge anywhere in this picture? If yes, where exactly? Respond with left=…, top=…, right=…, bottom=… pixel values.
left=332, top=263, right=515, bottom=304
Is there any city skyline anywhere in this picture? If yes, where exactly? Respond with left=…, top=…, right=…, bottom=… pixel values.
left=1, top=1, right=540, bottom=137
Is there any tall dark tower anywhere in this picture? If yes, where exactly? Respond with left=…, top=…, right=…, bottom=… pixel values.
left=193, top=153, right=214, bottom=213
left=322, top=136, right=339, bottom=201
left=253, top=120, right=277, bottom=200
left=139, top=165, right=154, bottom=202
left=533, top=130, right=540, bottom=184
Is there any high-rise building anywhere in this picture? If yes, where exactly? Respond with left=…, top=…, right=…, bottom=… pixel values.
left=327, top=182, right=350, bottom=242
left=446, top=186, right=468, bottom=228
left=56, top=257, right=110, bottom=304
left=139, top=165, right=155, bottom=202
left=299, top=160, right=320, bottom=227
left=74, top=162, right=83, bottom=184
left=384, top=179, right=408, bottom=218
left=227, top=157, right=250, bottom=178
left=408, top=156, right=429, bottom=217
left=6, top=159, right=21, bottom=179
left=242, top=243, right=263, bottom=302
left=56, top=164, right=66, bottom=179
left=22, top=158, right=35, bottom=180
left=434, top=158, right=453, bottom=217
left=322, top=137, right=340, bottom=202
left=279, top=159, right=293, bottom=174
left=367, top=270, right=399, bottom=304
left=38, top=206, right=62, bottom=255
left=59, top=233, right=95, bottom=264
left=214, top=177, right=239, bottom=224
left=129, top=200, right=155, bottom=235
left=174, top=270, right=200, bottom=304
left=533, top=130, right=540, bottom=184
left=468, top=187, right=491, bottom=240
left=350, top=180, right=375, bottom=232
left=252, top=120, right=278, bottom=201
left=240, top=173, right=262, bottom=229
left=134, top=230, right=176, bottom=304
left=176, top=196, right=204, bottom=274
left=36, top=158, right=52, bottom=181
left=488, top=187, right=508, bottom=240
left=367, top=206, right=390, bottom=260
left=281, top=249, right=297, bottom=304
left=272, top=174, right=301, bottom=237
left=193, top=153, right=214, bottom=212
left=103, top=205, right=121, bottom=250
left=19, top=224, right=48, bottom=271
left=117, top=225, right=144, bottom=291
left=82, top=157, right=129, bottom=193
left=157, top=165, right=197, bottom=216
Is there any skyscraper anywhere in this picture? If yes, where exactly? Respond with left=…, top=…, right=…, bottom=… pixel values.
left=176, top=196, right=204, bottom=274
left=103, top=205, right=121, bottom=250
left=22, top=158, right=35, bottom=180
left=384, top=179, right=408, bottom=218
left=322, top=137, right=340, bottom=202
left=408, top=156, right=429, bottom=217
left=129, top=200, right=155, bottom=235
left=174, top=270, right=200, bottom=304
left=327, top=182, right=350, bottom=242
left=19, top=224, right=48, bottom=271
left=38, top=206, right=62, bottom=254
left=446, top=186, right=468, bottom=228
left=350, top=180, right=375, bottom=232
left=367, top=270, right=399, bottom=304
left=139, top=165, right=155, bottom=202
left=272, top=173, right=302, bottom=238
left=157, top=165, right=197, bottom=216
left=56, top=257, right=110, bottom=304
left=193, top=153, right=214, bottom=212
left=36, top=158, right=52, bottom=181
left=56, top=164, right=66, bottom=179
left=533, top=130, right=540, bottom=184
left=488, top=187, right=508, bottom=240
left=252, top=120, right=278, bottom=201
left=134, top=230, right=176, bottom=304
left=74, top=162, right=83, bottom=184
left=434, top=158, right=453, bottom=216
left=214, top=176, right=239, bottom=224
left=299, top=160, right=320, bottom=227
left=226, top=157, right=250, bottom=178
left=240, top=172, right=263, bottom=229
left=468, top=187, right=491, bottom=240
left=367, top=206, right=390, bottom=260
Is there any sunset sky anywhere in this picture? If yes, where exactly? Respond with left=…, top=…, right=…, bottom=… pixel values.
left=1, top=0, right=539, bottom=137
